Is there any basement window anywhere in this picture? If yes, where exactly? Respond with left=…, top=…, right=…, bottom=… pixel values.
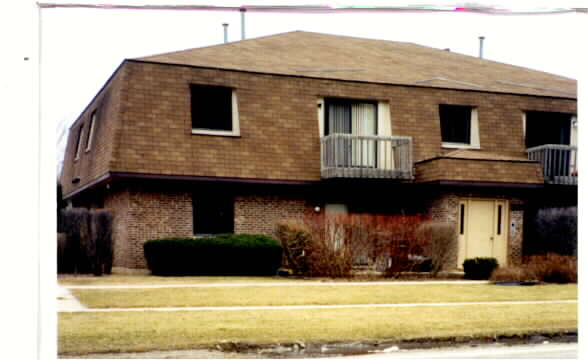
left=524, top=111, right=572, bottom=148
left=192, top=193, right=234, bottom=236
left=439, top=104, right=480, bottom=149
left=190, top=84, right=240, bottom=136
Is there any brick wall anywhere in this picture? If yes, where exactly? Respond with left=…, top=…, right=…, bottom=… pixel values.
left=61, top=60, right=576, bottom=195
left=508, top=204, right=524, bottom=265
left=104, top=186, right=311, bottom=268
left=105, top=186, right=192, bottom=268
left=415, top=158, right=545, bottom=184
left=104, top=188, right=131, bottom=268
left=235, top=194, right=311, bottom=236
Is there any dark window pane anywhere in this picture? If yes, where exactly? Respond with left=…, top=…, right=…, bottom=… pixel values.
left=525, top=111, right=571, bottom=148
left=193, top=193, right=234, bottom=235
left=439, top=104, right=472, bottom=144
left=191, top=84, right=233, bottom=131
left=497, top=205, right=502, bottom=235
left=325, top=98, right=351, bottom=135
left=460, top=204, right=465, bottom=235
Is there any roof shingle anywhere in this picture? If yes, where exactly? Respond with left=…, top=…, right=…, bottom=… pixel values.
left=138, top=31, right=576, bottom=98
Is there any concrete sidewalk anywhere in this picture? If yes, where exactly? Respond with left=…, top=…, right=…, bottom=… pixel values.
left=63, top=280, right=488, bottom=289
left=57, top=283, right=576, bottom=313
left=57, top=285, right=86, bottom=312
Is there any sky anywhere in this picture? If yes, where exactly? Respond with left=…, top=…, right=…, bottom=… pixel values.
left=41, top=2, right=587, bottom=169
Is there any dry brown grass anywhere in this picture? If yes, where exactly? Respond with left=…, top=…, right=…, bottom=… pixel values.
left=59, top=303, right=577, bottom=355
left=71, top=283, right=577, bottom=308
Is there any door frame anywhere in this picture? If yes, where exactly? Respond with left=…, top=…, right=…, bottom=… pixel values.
left=457, top=198, right=509, bottom=268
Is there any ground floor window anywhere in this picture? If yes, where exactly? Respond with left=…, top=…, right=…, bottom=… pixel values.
left=192, top=193, right=234, bottom=236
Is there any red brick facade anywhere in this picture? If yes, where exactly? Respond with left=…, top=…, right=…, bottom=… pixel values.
left=235, top=195, right=312, bottom=236
left=105, top=187, right=192, bottom=268
left=103, top=186, right=312, bottom=268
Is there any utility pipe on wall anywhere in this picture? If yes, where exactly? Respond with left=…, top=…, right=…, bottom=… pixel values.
left=479, top=36, right=485, bottom=58
left=223, top=23, right=228, bottom=43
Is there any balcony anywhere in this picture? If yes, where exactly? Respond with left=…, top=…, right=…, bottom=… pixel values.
left=527, top=144, right=577, bottom=185
left=320, top=134, right=413, bottom=180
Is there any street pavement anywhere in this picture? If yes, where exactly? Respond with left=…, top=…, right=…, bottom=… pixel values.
left=343, top=342, right=577, bottom=359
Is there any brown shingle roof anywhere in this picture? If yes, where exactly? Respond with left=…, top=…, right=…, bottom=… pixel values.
left=138, top=31, right=576, bottom=99
left=442, top=149, right=531, bottom=162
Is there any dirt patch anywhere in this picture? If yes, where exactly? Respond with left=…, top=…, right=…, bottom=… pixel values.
left=60, top=330, right=577, bottom=359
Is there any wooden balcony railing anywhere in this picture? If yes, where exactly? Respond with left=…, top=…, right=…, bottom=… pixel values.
left=527, top=144, right=577, bottom=185
left=320, top=134, right=413, bottom=179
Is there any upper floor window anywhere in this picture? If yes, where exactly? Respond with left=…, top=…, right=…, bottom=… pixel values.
left=85, top=111, right=97, bottom=152
left=190, top=84, right=240, bottom=136
left=74, top=124, right=84, bottom=160
left=439, top=104, right=480, bottom=149
left=324, top=98, right=378, bottom=136
left=525, top=111, right=572, bottom=148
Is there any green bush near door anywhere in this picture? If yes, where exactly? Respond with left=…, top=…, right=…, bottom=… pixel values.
left=463, top=257, right=499, bottom=280
left=144, top=234, right=283, bottom=276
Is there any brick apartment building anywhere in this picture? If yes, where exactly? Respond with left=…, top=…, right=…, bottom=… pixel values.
left=60, top=31, right=577, bottom=269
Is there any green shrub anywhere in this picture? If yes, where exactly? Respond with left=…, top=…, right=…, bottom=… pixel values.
left=463, top=257, right=498, bottom=280
left=143, top=234, right=283, bottom=276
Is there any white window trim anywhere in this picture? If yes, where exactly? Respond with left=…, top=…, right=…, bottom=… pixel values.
left=74, top=126, right=84, bottom=161
left=571, top=115, right=577, bottom=147
left=192, top=90, right=240, bottom=137
left=85, top=112, right=97, bottom=152
left=318, top=98, right=324, bottom=137
left=441, top=107, right=480, bottom=149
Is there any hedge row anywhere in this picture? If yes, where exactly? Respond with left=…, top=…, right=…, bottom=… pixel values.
left=58, top=208, right=113, bottom=275
left=143, top=234, right=282, bottom=276
left=463, top=257, right=498, bottom=280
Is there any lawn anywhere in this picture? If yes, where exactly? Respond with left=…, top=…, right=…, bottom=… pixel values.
left=71, top=283, right=577, bottom=308
left=59, top=277, right=578, bottom=356
left=59, top=303, right=577, bottom=355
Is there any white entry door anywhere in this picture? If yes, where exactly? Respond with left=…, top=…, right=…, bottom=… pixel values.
left=457, top=199, right=508, bottom=267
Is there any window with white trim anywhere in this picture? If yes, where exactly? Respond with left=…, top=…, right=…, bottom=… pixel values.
left=74, top=125, right=84, bottom=160
left=439, top=104, right=480, bottom=148
left=190, top=84, right=240, bottom=136
left=325, top=98, right=377, bottom=166
left=85, top=111, right=97, bottom=152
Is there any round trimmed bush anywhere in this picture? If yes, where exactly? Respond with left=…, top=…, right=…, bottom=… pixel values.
left=463, top=257, right=499, bottom=280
